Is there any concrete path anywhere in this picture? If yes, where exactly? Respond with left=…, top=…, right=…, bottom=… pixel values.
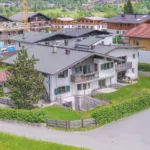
left=1, top=109, right=150, bottom=150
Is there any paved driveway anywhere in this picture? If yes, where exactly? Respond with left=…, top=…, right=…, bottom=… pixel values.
left=1, top=109, right=150, bottom=150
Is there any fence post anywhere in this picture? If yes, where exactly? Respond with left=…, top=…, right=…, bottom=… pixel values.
left=68, top=120, right=70, bottom=129
left=66, top=121, right=68, bottom=129
left=55, top=120, right=58, bottom=128
left=46, top=119, right=48, bottom=127
left=81, top=119, right=84, bottom=128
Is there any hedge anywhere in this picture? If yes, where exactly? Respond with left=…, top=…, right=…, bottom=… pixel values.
left=92, top=93, right=150, bottom=125
left=138, top=63, right=150, bottom=72
left=0, top=108, right=45, bottom=123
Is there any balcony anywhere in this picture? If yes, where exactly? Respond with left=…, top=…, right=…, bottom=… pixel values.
left=116, top=62, right=132, bottom=72
left=71, top=71, right=99, bottom=84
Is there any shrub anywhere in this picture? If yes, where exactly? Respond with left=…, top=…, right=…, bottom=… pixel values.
left=138, top=63, right=150, bottom=72
left=0, top=108, right=45, bottom=123
left=92, top=93, right=150, bottom=125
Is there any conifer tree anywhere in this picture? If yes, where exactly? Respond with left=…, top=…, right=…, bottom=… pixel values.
left=7, top=47, right=44, bottom=109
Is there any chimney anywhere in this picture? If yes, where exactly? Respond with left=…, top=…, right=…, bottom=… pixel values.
left=64, top=39, right=68, bottom=46
left=52, top=46, right=57, bottom=53
left=91, top=45, right=95, bottom=50
left=121, top=14, right=125, bottom=18
left=65, top=48, right=70, bottom=55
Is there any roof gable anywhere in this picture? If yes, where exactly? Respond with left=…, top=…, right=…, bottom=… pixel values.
left=122, top=24, right=150, bottom=39
left=104, top=14, right=150, bottom=24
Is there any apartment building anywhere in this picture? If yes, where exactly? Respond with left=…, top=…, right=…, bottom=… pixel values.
left=9, top=12, right=51, bottom=32
left=0, top=15, right=23, bottom=48
left=104, top=14, right=150, bottom=35
left=51, top=17, right=74, bottom=29
left=74, top=16, right=107, bottom=30
left=3, top=36, right=139, bottom=109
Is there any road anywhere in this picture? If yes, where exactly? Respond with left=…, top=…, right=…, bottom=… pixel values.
left=1, top=109, right=150, bottom=150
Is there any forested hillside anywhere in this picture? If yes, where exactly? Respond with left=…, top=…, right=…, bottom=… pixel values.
left=0, top=0, right=150, bottom=18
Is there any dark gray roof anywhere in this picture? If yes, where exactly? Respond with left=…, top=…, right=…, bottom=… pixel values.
left=94, top=45, right=140, bottom=55
left=3, top=44, right=123, bottom=74
left=57, top=28, right=110, bottom=37
left=76, top=36, right=103, bottom=46
left=9, top=12, right=38, bottom=22
left=9, top=32, right=58, bottom=43
left=9, top=12, right=50, bottom=22
left=0, top=15, right=12, bottom=22
left=104, top=14, right=150, bottom=24
left=2, top=45, right=92, bottom=74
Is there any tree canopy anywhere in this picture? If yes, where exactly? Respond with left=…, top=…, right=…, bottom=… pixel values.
left=124, top=0, right=134, bottom=14
left=7, top=47, right=44, bottom=109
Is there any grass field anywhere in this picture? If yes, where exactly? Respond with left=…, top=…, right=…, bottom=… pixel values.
left=0, top=132, right=87, bottom=150
left=95, top=75, right=150, bottom=103
left=40, top=8, right=79, bottom=18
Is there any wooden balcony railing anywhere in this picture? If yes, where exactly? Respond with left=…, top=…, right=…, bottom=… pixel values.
left=71, top=71, right=99, bottom=84
left=116, top=62, right=132, bottom=72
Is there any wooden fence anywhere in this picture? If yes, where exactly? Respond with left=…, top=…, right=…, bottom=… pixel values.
left=0, top=98, right=14, bottom=106
left=46, top=118, right=96, bottom=129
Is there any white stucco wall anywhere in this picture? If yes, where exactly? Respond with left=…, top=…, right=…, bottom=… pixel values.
left=109, top=48, right=138, bottom=79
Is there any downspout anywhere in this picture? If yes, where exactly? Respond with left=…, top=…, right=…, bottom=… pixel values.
left=48, top=74, right=51, bottom=102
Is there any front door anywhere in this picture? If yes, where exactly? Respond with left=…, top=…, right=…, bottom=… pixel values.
left=99, top=79, right=106, bottom=88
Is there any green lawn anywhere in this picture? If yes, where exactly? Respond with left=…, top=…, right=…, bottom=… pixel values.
left=40, top=8, right=78, bottom=18
left=42, top=106, right=104, bottom=120
left=0, top=132, right=87, bottom=150
left=95, top=75, right=150, bottom=103
left=42, top=106, right=83, bottom=120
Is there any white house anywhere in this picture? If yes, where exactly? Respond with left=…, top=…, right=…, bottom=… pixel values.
left=3, top=36, right=139, bottom=110
left=51, top=17, right=74, bottom=29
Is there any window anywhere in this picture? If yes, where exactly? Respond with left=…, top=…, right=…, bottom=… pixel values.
left=132, top=68, right=135, bottom=73
left=94, top=63, right=98, bottom=71
left=88, top=83, right=90, bottom=89
left=83, top=83, right=87, bottom=90
left=116, top=31, right=119, bottom=34
left=134, top=39, right=139, bottom=45
left=111, top=62, right=113, bottom=68
left=101, top=62, right=114, bottom=70
left=75, top=66, right=82, bottom=73
left=58, top=70, right=68, bottom=78
left=101, top=64, right=104, bottom=70
left=77, top=84, right=82, bottom=91
left=18, top=42, right=21, bottom=47
left=138, top=52, right=139, bottom=57
left=133, top=54, right=135, bottom=59
left=54, top=85, right=70, bottom=95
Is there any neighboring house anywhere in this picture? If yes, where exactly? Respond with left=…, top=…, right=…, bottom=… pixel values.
left=104, top=14, right=150, bottom=35
left=74, top=16, right=107, bottom=30
left=3, top=36, right=139, bottom=109
left=122, top=24, right=150, bottom=51
left=8, top=29, right=110, bottom=49
left=9, top=12, right=51, bottom=32
left=51, top=17, right=74, bottom=29
left=0, top=15, right=24, bottom=46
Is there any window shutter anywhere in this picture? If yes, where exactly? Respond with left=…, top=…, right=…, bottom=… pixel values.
left=66, top=86, right=70, bottom=92
left=101, top=64, right=104, bottom=70
left=88, top=65, right=90, bottom=73
left=54, top=88, right=58, bottom=95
